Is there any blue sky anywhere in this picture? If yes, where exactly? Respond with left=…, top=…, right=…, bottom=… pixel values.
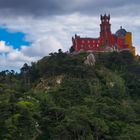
left=0, top=0, right=140, bottom=71
left=0, top=27, right=31, bottom=49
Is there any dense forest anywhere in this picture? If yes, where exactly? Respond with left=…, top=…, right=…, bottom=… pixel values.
left=0, top=50, right=140, bottom=140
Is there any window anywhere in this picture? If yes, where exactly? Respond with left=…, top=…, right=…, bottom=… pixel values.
left=82, top=40, right=85, bottom=43
left=88, top=40, right=90, bottom=43
left=81, top=45, right=84, bottom=48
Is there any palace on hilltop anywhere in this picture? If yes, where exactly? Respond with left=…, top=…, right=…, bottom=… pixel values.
left=71, top=14, right=136, bottom=55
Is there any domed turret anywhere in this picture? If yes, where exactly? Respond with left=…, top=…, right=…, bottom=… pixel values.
left=116, top=26, right=127, bottom=38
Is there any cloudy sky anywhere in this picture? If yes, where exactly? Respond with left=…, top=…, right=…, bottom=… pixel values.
left=0, top=0, right=140, bottom=71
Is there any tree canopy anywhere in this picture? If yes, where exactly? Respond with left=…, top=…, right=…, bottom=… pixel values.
left=0, top=51, right=140, bottom=140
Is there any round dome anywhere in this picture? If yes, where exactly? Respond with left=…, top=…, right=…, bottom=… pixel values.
left=116, top=27, right=127, bottom=37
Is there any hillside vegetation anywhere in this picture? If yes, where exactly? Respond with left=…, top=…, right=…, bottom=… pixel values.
left=0, top=50, right=140, bottom=140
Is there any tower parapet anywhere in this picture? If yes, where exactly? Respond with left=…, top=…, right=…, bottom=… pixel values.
left=100, top=14, right=110, bottom=21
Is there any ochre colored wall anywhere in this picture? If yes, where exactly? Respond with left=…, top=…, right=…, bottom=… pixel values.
left=125, top=32, right=132, bottom=48
left=125, top=32, right=135, bottom=56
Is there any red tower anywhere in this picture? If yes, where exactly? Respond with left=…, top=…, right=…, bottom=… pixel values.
left=100, top=14, right=111, bottom=46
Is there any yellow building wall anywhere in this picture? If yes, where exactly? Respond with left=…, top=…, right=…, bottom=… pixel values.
left=125, top=32, right=135, bottom=56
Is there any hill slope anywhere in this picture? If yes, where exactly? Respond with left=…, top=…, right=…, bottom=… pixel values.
left=0, top=51, right=140, bottom=140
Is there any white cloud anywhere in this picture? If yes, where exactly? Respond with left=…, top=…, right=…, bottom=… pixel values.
left=0, top=41, right=13, bottom=53
left=0, top=35, right=64, bottom=71
left=21, top=36, right=64, bottom=57
left=0, top=41, right=33, bottom=70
